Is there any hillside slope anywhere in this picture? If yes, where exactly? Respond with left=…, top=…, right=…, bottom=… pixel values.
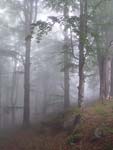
left=0, top=101, right=113, bottom=150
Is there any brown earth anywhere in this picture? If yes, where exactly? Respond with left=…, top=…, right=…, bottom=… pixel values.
left=0, top=101, right=113, bottom=150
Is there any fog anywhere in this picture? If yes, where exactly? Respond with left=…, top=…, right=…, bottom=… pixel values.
left=0, top=0, right=112, bottom=132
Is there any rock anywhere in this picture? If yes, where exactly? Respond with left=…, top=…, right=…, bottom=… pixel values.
left=90, top=127, right=104, bottom=142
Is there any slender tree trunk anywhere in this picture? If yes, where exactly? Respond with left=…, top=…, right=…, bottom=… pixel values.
left=23, top=0, right=38, bottom=127
left=42, top=73, right=49, bottom=117
left=63, top=3, right=70, bottom=109
left=95, top=30, right=107, bottom=102
left=23, top=0, right=33, bottom=127
left=0, top=71, right=2, bottom=128
left=10, top=59, right=17, bottom=125
left=78, top=0, right=87, bottom=107
left=42, top=83, right=47, bottom=116
left=105, top=57, right=111, bottom=99
left=98, top=56, right=106, bottom=101
left=110, top=57, right=113, bottom=97
left=99, top=57, right=104, bottom=100
left=64, top=60, right=70, bottom=109
left=98, top=55, right=111, bottom=102
left=23, top=36, right=31, bottom=127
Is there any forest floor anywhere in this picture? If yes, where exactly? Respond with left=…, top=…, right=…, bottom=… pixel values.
left=0, top=100, right=113, bottom=150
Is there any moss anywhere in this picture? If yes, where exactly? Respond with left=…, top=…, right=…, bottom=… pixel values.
left=67, top=132, right=82, bottom=145
left=92, top=103, right=108, bottom=117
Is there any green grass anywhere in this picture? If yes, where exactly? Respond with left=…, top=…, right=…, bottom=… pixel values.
left=91, top=101, right=113, bottom=117
left=67, top=133, right=82, bottom=145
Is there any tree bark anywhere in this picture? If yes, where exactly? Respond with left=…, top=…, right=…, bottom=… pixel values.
left=10, top=59, right=17, bottom=125
left=78, top=0, right=87, bottom=107
left=98, top=56, right=106, bottom=101
left=105, top=57, right=111, bottom=99
left=63, top=3, right=70, bottom=109
left=110, top=57, right=113, bottom=97
left=0, top=83, right=1, bottom=128
left=23, top=37, right=31, bottom=127
left=42, top=75, right=48, bottom=116
left=23, top=0, right=38, bottom=127
left=98, top=55, right=111, bottom=102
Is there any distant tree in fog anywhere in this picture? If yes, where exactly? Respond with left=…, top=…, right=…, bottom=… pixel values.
left=22, top=0, right=39, bottom=127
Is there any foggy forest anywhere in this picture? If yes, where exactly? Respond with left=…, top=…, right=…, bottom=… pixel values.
left=0, top=0, right=113, bottom=150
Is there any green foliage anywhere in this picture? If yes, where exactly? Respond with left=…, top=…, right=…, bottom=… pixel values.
left=31, top=20, right=53, bottom=43
left=42, top=112, right=64, bottom=127
left=95, top=108, right=107, bottom=116
left=93, top=104, right=108, bottom=117
left=67, top=132, right=82, bottom=145
left=32, top=15, right=79, bottom=45
left=44, top=0, right=78, bottom=12
left=90, top=0, right=113, bottom=51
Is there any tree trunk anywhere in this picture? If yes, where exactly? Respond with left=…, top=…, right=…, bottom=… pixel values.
left=23, top=0, right=37, bottom=127
left=110, top=57, right=113, bottom=97
left=22, top=0, right=38, bottom=127
left=98, top=55, right=111, bottom=102
left=78, top=0, right=87, bottom=107
left=64, top=60, right=70, bottom=109
left=42, top=81, right=48, bottom=116
left=10, top=59, right=17, bottom=125
left=98, top=56, right=106, bottom=101
left=23, top=37, right=31, bottom=127
left=0, top=70, right=2, bottom=128
left=63, top=3, right=70, bottom=109
left=105, top=57, right=111, bottom=99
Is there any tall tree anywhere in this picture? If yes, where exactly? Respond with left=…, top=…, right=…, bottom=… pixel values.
left=63, top=2, right=70, bottom=109
left=78, top=0, right=87, bottom=107
left=42, top=0, right=74, bottom=109
left=23, top=0, right=39, bottom=127
left=110, top=57, right=113, bottom=97
left=91, top=0, right=113, bottom=101
left=10, top=58, right=17, bottom=125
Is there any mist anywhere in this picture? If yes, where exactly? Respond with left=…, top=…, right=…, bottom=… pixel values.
left=0, top=0, right=113, bottom=150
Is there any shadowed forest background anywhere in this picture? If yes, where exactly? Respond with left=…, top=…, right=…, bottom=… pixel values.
left=0, top=0, right=113, bottom=150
